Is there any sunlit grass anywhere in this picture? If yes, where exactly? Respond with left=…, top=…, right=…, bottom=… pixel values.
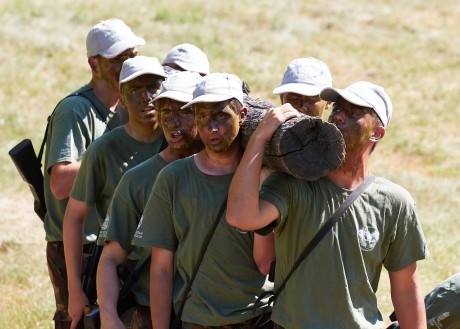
left=1, top=0, right=459, bottom=327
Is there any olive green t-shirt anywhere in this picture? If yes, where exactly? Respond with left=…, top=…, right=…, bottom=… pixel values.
left=43, top=85, right=128, bottom=242
left=259, top=173, right=429, bottom=329
left=133, top=156, right=269, bottom=326
left=100, top=153, right=168, bottom=306
left=70, top=126, right=164, bottom=228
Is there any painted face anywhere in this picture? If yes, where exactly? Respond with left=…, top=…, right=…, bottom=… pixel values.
left=281, top=92, right=327, bottom=117
left=193, top=100, right=244, bottom=153
left=120, top=74, right=164, bottom=127
left=156, top=98, right=202, bottom=152
left=328, top=98, right=376, bottom=152
left=97, top=48, right=138, bottom=90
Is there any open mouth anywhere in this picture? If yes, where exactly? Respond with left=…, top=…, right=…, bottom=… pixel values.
left=169, top=130, right=183, bottom=142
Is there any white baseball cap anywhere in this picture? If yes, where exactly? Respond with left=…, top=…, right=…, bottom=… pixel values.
left=162, top=43, right=210, bottom=75
left=86, top=18, right=145, bottom=58
left=320, top=81, right=393, bottom=127
left=119, top=56, right=166, bottom=86
left=273, top=57, right=332, bottom=96
left=153, top=71, right=204, bottom=103
left=181, top=73, right=243, bottom=108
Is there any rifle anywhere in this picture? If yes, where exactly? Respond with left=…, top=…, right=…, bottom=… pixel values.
left=8, top=139, right=46, bottom=221
left=76, top=244, right=103, bottom=329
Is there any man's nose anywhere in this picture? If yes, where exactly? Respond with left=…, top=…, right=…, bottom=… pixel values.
left=208, top=119, right=218, bottom=131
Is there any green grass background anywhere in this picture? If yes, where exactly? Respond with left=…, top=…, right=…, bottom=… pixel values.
left=1, top=0, right=459, bottom=327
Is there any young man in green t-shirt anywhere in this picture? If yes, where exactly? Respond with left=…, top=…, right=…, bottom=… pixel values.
left=227, top=81, right=429, bottom=328
left=62, top=56, right=167, bottom=327
left=43, top=18, right=145, bottom=329
left=134, top=73, right=275, bottom=328
left=96, top=71, right=204, bottom=329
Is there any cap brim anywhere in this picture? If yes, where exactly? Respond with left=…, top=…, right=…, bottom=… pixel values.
left=153, top=91, right=192, bottom=104
left=119, top=70, right=166, bottom=85
left=320, top=87, right=372, bottom=108
left=173, top=61, right=209, bottom=75
left=100, top=37, right=146, bottom=58
left=181, top=94, right=234, bottom=109
left=273, top=83, right=323, bottom=96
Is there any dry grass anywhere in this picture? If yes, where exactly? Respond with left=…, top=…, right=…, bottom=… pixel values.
left=1, top=0, right=459, bottom=327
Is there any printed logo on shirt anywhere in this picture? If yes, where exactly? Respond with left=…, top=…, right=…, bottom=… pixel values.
left=358, top=226, right=379, bottom=251
left=134, top=215, right=144, bottom=239
left=99, top=217, right=109, bottom=238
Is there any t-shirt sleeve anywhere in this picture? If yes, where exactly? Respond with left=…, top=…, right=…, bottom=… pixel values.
left=383, top=193, right=429, bottom=272
left=46, top=97, right=95, bottom=171
left=102, top=175, right=140, bottom=252
left=257, top=171, right=292, bottom=233
left=132, top=170, right=177, bottom=251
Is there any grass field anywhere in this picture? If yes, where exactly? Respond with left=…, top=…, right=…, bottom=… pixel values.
left=1, top=0, right=459, bottom=327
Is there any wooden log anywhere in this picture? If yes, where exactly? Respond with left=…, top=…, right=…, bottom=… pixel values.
left=242, top=94, right=345, bottom=181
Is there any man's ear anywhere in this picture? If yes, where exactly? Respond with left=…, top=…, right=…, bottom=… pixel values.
left=239, top=107, right=248, bottom=124
left=88, top=57, right=99, bottom=73
left=369, top=126, right=385, bottom=142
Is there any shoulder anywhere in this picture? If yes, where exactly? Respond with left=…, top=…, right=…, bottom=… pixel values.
left=161, top=156, right=192, bottom=173
left=372, top=176, right=416, bottom=206
left=125, top=154, right=164, bottom=178
left=54, top=87, right=96, bottom=117
left=91, top=126, right=125, bottom=146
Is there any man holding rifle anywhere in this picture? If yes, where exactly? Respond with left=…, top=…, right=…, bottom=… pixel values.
left=43, top=19, right=145, bottom=329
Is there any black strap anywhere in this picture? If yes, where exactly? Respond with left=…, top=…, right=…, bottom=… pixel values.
left=37, top=91, right=107, bottom=164
left=256, top=175, right=376, bottom=309
left=174, top=197, right=228, bottom=322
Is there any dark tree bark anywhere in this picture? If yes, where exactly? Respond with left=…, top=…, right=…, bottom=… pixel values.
left=242, top=94, right=345, bottom=180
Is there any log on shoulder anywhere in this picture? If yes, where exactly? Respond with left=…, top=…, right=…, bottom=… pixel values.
left=242, top=94, right=345, bottom=181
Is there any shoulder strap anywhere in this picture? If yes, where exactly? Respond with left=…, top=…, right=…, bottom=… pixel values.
left=37, top=91, right=104, bottom=164
left=256, top=175, right=376, bottom=308
left=174, top=197, right=228, bottom=321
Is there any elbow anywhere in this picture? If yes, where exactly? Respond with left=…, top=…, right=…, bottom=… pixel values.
left=226, top=213, right=250, bottom=231
left=51, top=183, right=69, bottom=200
left=225, top=211, right=239, bottom=229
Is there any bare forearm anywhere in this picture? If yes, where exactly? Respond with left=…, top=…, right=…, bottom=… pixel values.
left=253, top=233, right=276, bottom=275
left=50, top=162, right=80, bottom=200
left=151, top=248, right=174, bottom=329
left=389, top=263, right=427, bottom=329
left=63, top=198, right=88, bottom=293
left=227, top=105, right=297, bottom=230
left=97, top=258, right=122, bottom=321
left=227, top=133, right=267, bottom=230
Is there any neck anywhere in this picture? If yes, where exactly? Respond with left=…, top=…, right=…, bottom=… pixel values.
left=194, top=143, right=243, bottom=175
left=89, top=79, right=120, bottom=112
left=327, top=148, right=371, bottom=190
left=123, top=122, right=162, bottom=143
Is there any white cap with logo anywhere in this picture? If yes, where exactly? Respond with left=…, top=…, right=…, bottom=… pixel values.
left=153, top=71, right=204, bottom=103
left=162, top=43, right=210, bottom=75
left=181, top=73, right=243, bottom=108
left=273, top=57, right=332, bottom=97
left=320, top=81, right=393, bottom=127
left=119, top=56, right=166, bottom=86
left=86, top=18, right=145, bottom=58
